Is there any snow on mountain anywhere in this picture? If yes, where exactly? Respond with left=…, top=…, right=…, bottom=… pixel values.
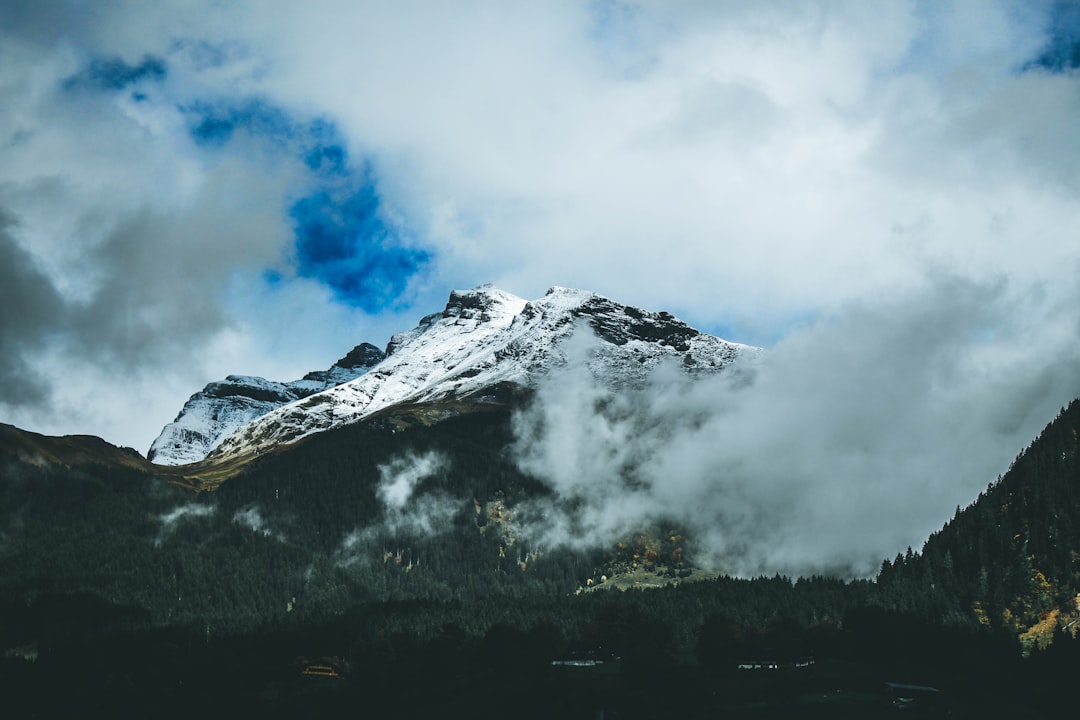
left=147, top=343, right=384, bottom=465
left=204, top=285, right=761, bottom=462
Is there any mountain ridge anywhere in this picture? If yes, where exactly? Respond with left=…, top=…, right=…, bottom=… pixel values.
left=202, top=284, right=760, bottom=463
left=148, top=342, right=385, bottom=465
left=0, top=422, right=151, bottom=472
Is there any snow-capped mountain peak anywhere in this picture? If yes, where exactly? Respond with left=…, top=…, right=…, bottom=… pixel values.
left=384, top=284, right=527, bottom=358
left=189, top=285, right=759, bottom=464
left=147, top=342, right=384, bottom=465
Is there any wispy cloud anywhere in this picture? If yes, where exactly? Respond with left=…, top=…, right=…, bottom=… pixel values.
left=336, top=450, right=456, bottom=567
left=232, top=504, right=283, bottom=540
left=155, top=502, right=215, bottom=545
left=375, top=451, right=457, bottom=536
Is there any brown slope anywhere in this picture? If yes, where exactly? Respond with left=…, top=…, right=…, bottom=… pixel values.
left=0, top=422, right=152, bottom=471
left=0, top=422, right=259, bottom=492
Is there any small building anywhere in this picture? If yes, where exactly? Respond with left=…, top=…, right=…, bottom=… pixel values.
left=551, top=648, right=619, bottom=667
left=736, top=657, right=814, bottom=670
left=297, top=656, right=348, bottom=680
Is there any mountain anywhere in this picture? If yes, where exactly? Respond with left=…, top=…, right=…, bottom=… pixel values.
left=148, top=343, right=384, bottom=465
left=5, top=306, right=1080, bottom=716
left=189, top=284, right=759, bottom=463
left=6, top=292, right=1080, bottom=718
left=0, top=422, right=152, bottom=472
left=877, top=399, right=1080, bottom=651
left=3, top=414, right=1073, bottom=720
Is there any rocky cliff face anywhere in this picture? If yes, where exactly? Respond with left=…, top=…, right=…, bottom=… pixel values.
left=147, top=343, right=384, bottom=465
left=199, top=285, right=760, bottom=462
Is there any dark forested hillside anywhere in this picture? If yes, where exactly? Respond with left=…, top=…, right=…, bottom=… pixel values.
left=878, top=400, right=1080, bottom=649
left=3, top=401, right=1080, bottom=716
left=0, top=407, right=609, bottom=628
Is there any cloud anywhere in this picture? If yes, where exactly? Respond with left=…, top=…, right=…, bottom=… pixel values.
left=0, top=0, right=1078, bottom=470
left=159, top=503, right=216, bottom=526
left=222, top=1, right=1080, bottom=339
left=375, top=451, right=457, bottom=536
left=233, top=504, right=282, bottom=540
left=155, top=502, right=216, bottom=545
left=0, top=210, right=65, bottom=407
left=513, top=276, right=1080, bottom=577
left=1026, top=0, right=1080, bottom=71
left=334, top=451, right=456, bottom=567
left=177, top=96, right=433, bottom=312
left=376, top=451, right=443, bottom=509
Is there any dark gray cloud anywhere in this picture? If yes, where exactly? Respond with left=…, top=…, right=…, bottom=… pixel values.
left=65, top=208, right=232, bottom=371
left=0, top=199, right=252, bottom=419
left=0, top=210, right=65, bottom=406
left=0, top=1, right=80, bottom=44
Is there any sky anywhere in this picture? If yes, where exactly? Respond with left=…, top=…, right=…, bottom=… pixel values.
left=2, top=0, right=1080, bottom=557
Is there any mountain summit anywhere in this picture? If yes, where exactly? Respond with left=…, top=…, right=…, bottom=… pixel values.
left=151, top=285, right=758, bottom=465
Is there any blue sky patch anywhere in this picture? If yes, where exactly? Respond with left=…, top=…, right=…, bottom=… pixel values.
left=1027, top=1, right=1080, bottom=71
left=261, top=269, right=284, bottom=287
left=289, top=186, right=429, bottom=312
left=182, top=98, right=430, bottom=312
left=587, top=0, right=658, bottom=80
left=301, top=118, right=349, bottom=175
left=186, top=99, right=294, bottom=147
left=64, top=55, right=167, bottom=92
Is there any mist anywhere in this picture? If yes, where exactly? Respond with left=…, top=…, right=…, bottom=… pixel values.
left=154, top=502, right=216, bottom=546
left=232, top=504, right=281, bottom=540
left=513, top=274, right=1080, bottom=577
left=336, top=450, right=456, bottom=567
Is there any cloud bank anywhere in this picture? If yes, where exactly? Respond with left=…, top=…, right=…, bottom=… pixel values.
left=513, top=276, right=1080, bottom=577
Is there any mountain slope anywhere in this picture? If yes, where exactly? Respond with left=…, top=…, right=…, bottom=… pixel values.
left=877, top=399, right=1080, bottom=649
left=207, top=285, right=759, bottom=461
left=0, top=423, right=152, bottom=472
left=148, top=343, right=384, bottom=465
left=3, top=408, right=1069, bottom=719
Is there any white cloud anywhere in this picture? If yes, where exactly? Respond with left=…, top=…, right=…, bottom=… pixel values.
left=233, top=504, right=278, bottom=539
left=226, top=0, right=1080, bottom=344
left=375, top=451, right=457, bottom=536
left=376, top=451, right=445, bottom=510
left=334, top=450, right=456, bottom=567
left=512, top=280, right=1080, bottom=577
left=155, top=502, right=215, bottom=545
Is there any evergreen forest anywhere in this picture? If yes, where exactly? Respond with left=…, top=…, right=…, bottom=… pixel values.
left=2, top=400, right=1080, bottom=717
